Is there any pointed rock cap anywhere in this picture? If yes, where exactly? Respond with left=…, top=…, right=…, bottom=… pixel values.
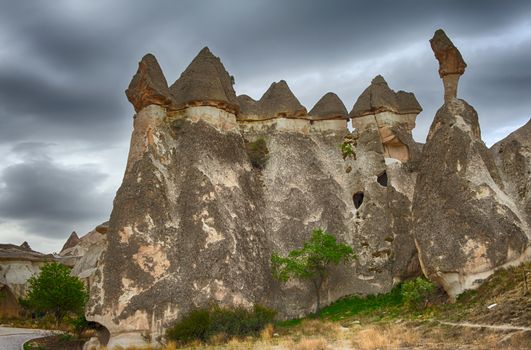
left=349, top=75, right=422, bottom=118
left=20, top=241, right=31, bottom=250
left=60, top=231, right=80, bottom=253
left=308, top=92, right=348, bottom=120
left=430, top=29, right=467, bottom=78
left=238, top=80, right=307, bottom=120
left=126, top=53, right=174, bottom=113
left=170, top=47, right=239, bottom=114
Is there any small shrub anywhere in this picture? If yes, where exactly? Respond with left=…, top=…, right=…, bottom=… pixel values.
left=341, top=142, right=354, bottom=159
left=246, top=138, right=269, bottom=169
left=165, top=304, right=276, bottom=345
left=401, top=277, right=436, bottom=309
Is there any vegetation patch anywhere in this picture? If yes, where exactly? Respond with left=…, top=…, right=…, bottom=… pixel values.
left=166, top=304, right=276, bottom=346
left=245, top=138, right=269, bottom=169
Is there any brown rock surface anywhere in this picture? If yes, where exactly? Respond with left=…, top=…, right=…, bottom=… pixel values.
left=125, top=54, right=174, bottom=112
left=430, top=29, right=467, bottom=101
left=238, top=80, right=306, bottom=119
left=349, top=75, right=422, bottom=118
left=430, top=29, right=467, bottom=77
left=308, top=92, right=348, bottom=119
left=170, top=47, right=239, bottom=114
left=60, top=231, right=80, bottom=253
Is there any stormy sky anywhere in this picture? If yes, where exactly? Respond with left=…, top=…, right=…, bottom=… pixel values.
left=0, top=0, right=530, bottom=253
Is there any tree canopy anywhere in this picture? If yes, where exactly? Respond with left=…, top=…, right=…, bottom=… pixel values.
left=271, top=228, right=355, bottom=313
left=25, top=262, right=87, bottom=325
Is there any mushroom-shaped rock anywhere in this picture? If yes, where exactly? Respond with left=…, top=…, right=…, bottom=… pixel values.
left=309, top=92, right=348, bottom=120
left=239, top=80, right=306, bottom=119
left=430, top=29, right=467, bottom=102
left=125, top=54, right=174, bottom=112
left=60, top=231, right=80, bottom=253
left=170, top=47, right=239, bottom=114
left=349, top=75, right=422, bottom=118
left=95, top=221, right=109, bottom=234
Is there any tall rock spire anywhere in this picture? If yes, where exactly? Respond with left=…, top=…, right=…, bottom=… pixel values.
left=430, top=29, right=467, bottom=102
left=169, top=47, right=239, bottom=114
left=125, top=54, right=173, bottom=112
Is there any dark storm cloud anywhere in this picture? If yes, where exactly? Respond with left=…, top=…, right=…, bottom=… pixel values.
left=0, top=144, right=111, bottom=238
left=0, top=0, right=530, bottom=250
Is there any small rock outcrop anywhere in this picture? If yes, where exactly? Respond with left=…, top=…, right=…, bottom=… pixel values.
left=430, top=29, right=467, bottom=102
left=308, top=92, right=348, bottom=120
left=61, top=231, right=80, bottom=253
left=170, top=47, right=239, bottom=114
left=125, top=54, right=174, bottom=112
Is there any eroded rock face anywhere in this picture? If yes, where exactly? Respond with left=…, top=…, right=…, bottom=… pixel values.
left=126, top=54, right=174, bottom=112
left=0, top=243, right=56, bottom=298
left=430, top=29, right=467, bottom=102
left=412, top=99, right=530, bottom=298
left=350, top=76, right=422, bottom=162
left=491, top=119, right=531, bottom=220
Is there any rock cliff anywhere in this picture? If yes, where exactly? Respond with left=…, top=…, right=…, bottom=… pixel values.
left=84, top=30, right=530, bottom=347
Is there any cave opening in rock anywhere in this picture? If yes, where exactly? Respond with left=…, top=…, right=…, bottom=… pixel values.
left=353, top=192, right=364, bottom=209
left=377, top=171, right=388, bottom=187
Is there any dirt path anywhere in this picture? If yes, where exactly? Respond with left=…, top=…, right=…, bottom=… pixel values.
left=437, top=320, right=531, bottom=332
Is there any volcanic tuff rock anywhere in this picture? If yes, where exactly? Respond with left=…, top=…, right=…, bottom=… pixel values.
left=238, top=80, right=307, bottom=120
left=349, top=75, right=422, bottom=118
left=170, top=47, right=239, bottom=114
left=0, top=243, right=56, bottom=298
left=85, top=30, right=531, bottom=348
left=125, top=54, right=174, bottom=112
left=430, top=29, right=467, bottom=102
left=412, top=99, right=530, bottom=297
left=61, top=231, right=80, bottom=252
left=491, top=119, right=531, bottom=226
left=308, top=92, right=348, bottom=120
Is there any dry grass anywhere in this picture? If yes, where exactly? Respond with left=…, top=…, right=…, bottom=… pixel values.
left=297, top=319, right=340, bottom=338
left=351, top=324, right=420, bottom=350
left=260, top=323, right=274, bottom=340
left=293, top=337, right=329, bottom=350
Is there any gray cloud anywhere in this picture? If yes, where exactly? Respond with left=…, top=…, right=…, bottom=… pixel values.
left=0, top=144, right=111, bottom=238
left=0, top=0, right=530, bottom=251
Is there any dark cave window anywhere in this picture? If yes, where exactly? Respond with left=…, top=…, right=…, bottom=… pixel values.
left=353, top=192, right=364, bottom=209
left=377, top=171, right=388, bottom=187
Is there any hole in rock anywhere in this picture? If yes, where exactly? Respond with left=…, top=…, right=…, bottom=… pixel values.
left=377, top=171, right=388, bottom=187
left=353, top=192, right=364, bottom=209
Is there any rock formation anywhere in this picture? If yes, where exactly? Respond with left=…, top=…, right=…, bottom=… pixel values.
left=84, top=31, right=530, bottom=347
left=430, top=29, right=467, bottom=102
left=350, top=75, right=422, bottom=162
left=412, top=31, right=530, bottom=298
left=0, top=242, right=57, bottom=318
left=60, top=222, right=108, bottom=290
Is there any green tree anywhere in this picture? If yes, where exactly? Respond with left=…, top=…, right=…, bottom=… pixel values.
left=25, top=262, right=87, bottom=326
left=271, top=229, right=355, bottom=314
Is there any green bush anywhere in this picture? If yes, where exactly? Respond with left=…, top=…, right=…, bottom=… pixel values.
left=166, top=304, right=276, bottom=345
left=400, top=277, right=436, bottom=309
left=246, top=138, right=269, bottom=169
left=341, top=142, right=354, bottom=159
